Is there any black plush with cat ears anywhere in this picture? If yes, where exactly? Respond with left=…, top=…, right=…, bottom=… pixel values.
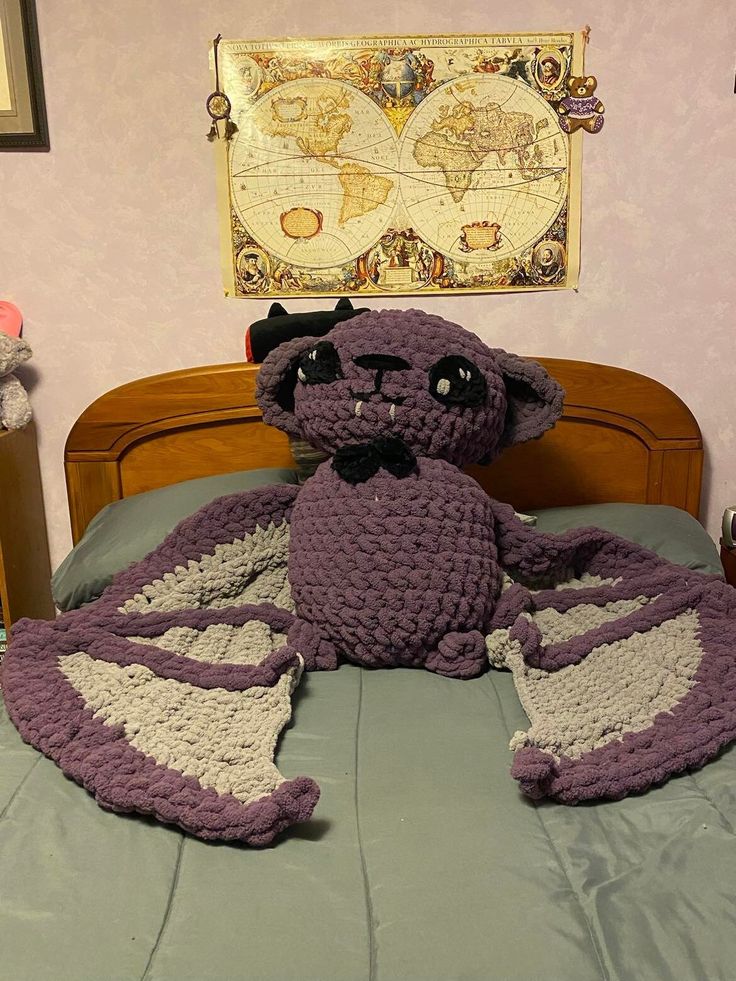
left=245, top=298, right=368, bottom=363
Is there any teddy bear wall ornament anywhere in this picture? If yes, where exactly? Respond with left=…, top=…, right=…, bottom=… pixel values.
left=557, top=75, right=605, bottom=134
left=0, top=330, right=33, bottom=430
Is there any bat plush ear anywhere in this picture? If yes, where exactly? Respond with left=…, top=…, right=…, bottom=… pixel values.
left=256, top=334, right=320, bottom=438
left=494, top=350, right=565, bottom=447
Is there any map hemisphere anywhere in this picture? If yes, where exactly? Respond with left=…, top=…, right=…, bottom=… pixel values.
left=400, top=75, right=569, bottom=263
left=230, top=79, right=400, bottom=269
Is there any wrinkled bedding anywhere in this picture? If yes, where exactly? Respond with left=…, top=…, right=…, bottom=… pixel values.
left=3, top=662, right=736, bottom=981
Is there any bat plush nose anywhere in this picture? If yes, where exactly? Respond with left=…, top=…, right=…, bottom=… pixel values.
left=352, top=354, right=411, bottom=372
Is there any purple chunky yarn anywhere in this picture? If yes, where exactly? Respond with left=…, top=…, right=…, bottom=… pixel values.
left=5, top=307, right=736, bottom=846
left=257, top=309, right=564, bottom=676
left=257, top=308, right=563, bottom=465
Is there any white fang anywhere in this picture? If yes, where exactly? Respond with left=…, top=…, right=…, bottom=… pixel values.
left=389, top=403, right=396, bottom=421
left=355, top=400, right=363, bottom=416
left=437, top=378, right=451, bottom=396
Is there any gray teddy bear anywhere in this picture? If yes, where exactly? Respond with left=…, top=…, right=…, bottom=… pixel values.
left=0, top=333, right=32, bottom=430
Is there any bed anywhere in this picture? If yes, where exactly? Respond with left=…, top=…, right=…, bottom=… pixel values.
left=3, top=357, right=734, bottom=981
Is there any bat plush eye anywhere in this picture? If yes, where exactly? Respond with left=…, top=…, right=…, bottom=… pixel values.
left=297, top=341, right=344, bottom=385
left=428, top=355, right=487, bottom=407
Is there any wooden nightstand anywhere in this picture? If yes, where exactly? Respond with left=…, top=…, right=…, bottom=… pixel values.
left=0, top=422, right=55, bottom=635
left=720, top=541, right=736, bottom=588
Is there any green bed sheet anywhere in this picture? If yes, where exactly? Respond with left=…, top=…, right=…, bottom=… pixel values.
left=3, top=502, right=733, bottom=981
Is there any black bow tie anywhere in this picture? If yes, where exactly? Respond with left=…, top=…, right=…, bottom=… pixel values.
left=332, top=436, right=417, bottom=484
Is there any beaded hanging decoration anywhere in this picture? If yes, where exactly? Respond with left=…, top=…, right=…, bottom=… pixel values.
left=206, top=34, right=238, bottom=142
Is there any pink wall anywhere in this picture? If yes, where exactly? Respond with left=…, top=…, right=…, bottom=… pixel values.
left=2, top=0, right=735, bottom=569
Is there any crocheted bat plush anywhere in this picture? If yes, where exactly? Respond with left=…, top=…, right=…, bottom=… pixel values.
left=7, top=307, right=736, bottom=845
left=256, top=308, right=563, bottom=678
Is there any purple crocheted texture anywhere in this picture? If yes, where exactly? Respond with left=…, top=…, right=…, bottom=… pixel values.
left=490, top=500, right=736, bottom=802
left=3, top=618, right=318, bottom=844
left=81, top=630, right=300, bottom=691
left=510, top=579, right=736, bottom=803
left=97, top=484, right=299, bottom=613
left=257, top=308, right=564, bottom=465
left=256, top=309, right=564, bottom=677
left=289, top=459, right=499, bottom=672
left=509, top=585, right=701, bottom=673
left=4, top=308, right=736, bottom=842
left=2, top=486, right=320, bottom=846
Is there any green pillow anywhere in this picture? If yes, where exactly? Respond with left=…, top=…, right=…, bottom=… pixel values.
left=529, top=503, right=723, bottom=576
left=52, top=468, right=299, bottom=611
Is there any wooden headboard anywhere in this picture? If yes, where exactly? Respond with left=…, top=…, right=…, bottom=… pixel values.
left=65, top=359, right=703, bottom=544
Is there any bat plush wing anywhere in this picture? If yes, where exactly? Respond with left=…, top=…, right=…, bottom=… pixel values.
left=2, top=484, right=318, bottom=846
left=488, top=502, right=736, bottom=803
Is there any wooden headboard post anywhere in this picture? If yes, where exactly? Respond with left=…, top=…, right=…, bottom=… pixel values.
left=65, top=359, right=703, bottom=543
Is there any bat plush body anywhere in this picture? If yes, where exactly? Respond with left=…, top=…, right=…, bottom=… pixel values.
left=257, top=308, right=563, bottom=677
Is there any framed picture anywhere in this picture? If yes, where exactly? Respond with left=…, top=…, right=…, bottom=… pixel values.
left=0, top=0, right=48, bottom=150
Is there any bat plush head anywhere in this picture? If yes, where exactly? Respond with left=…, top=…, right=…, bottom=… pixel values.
left=257, top=308, right=564, bottom=468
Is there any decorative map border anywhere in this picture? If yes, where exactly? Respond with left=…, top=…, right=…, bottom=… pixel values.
left=212, top=32, right=584, bottom=298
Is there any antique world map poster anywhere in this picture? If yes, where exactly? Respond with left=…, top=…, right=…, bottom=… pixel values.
left=213, top=33, right=585, bottom=298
